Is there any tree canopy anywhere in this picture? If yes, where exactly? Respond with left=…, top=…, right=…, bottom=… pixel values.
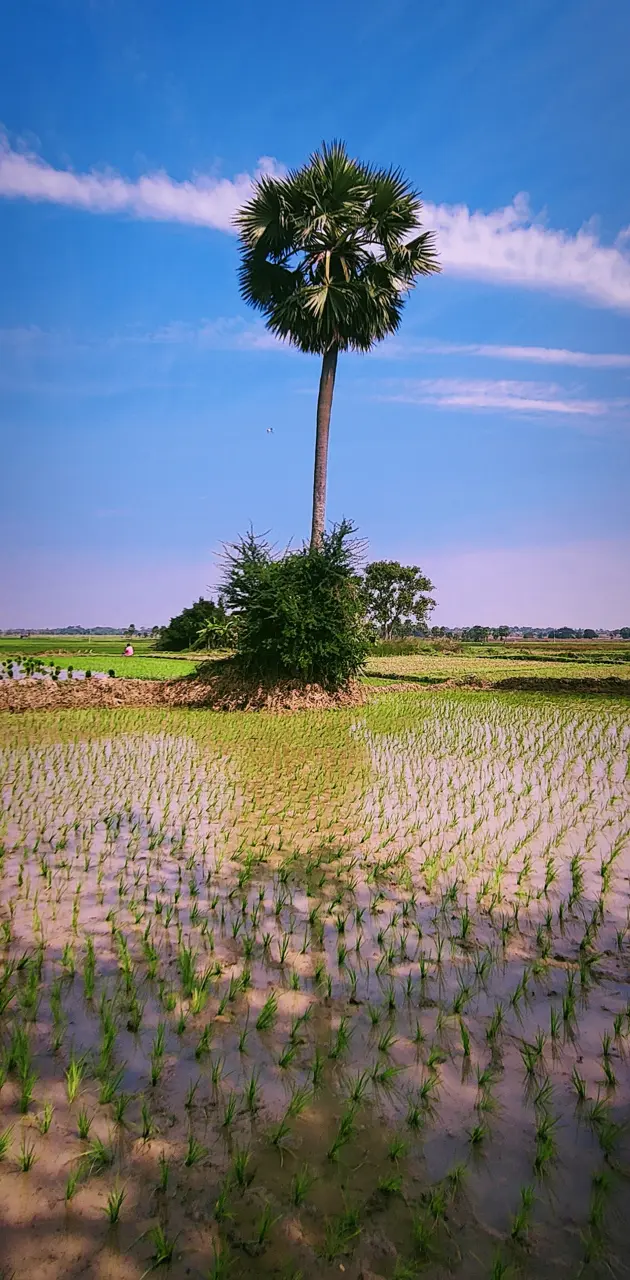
left=363, top=560, right=435, bottom=640
left=158, top=597, right=228, bottom=652
left=235, top=140, right=438, bottom=357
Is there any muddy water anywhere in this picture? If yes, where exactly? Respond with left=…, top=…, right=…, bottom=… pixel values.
left=0, top=692, right=629, bottom=1279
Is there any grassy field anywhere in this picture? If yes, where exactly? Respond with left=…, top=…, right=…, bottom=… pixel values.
left=2, top=636, right=630, bottom=691
left=365, top=652, right=630, bottom=685
left=0, top=636, right=158, bottom=657
left=0, top=690, right=628, bottom=1278
left=0, top=654, right=200, bottom=681
left=85, top=656, right=201, bottom=680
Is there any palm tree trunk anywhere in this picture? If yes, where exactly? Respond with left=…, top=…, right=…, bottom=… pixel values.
left=310, top=343, right=338, bottom=550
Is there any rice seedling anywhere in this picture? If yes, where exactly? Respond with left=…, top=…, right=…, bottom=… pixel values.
left=140, top=1223, right=178, bottom=1276
left=322, top=1206, right=362, bottom=1262
left=253, top=1201, right=279, bottom=1250
left=157, top=1150, right=169, bottom=1192
left=18, top=1132, right=37, bottom=1171
left=76, top=1106, right=92, bottom=1139
left=468, top=1122, right=487, bottom=1148
left=377, top=1026, right=398, bottom=1056
left=112, top=1089, right=133, bottom=1125
left=534, top=1113, right=558, bottom=1177
left=327, top=1103, right=357, bottom=1160
left=0, top=1126, right=14, bottom=1160
left=83, top=1135, right=114, bottom=1176
left=601, top=1057, right=617, bottom=1090
left=231, top=1143, right=254, bottom=1190
left=221, top=1092, right=238, bottom=1128
left=99, top=1066, right=125, bottom=1104
left=104, top=1182, right=126, bottom=1223
left=36, top=1101, right=54, bottom=1134
left=291, top=1162, right=312, bottom=1206
left=243, top=1067, right=261, bottom=1113
left=206, top=1243, right=232, bottom=1280
left=184, top=1076, right=201, bottom=1110
left=184, top=1132, right=207, bottom=1165
left=210, top=1055, right=226, bottom=1088
left=256, top=990, right=278, bottom=1031
left=278, top=1039, right=299, bottom=1069
left=195, top=1025, right=213, bottom=1059
left=489, top=1251, right=514, bottom=1279
left=18, top=1065, right=37, bottom=1114
left=213, top=1177, right=233, bottom=1223
left=387, top=1134, right=408, bottom=1162
left=329, top=1015, right=353, bottom=1060
left=510, top=1182, right=535, bottom=1244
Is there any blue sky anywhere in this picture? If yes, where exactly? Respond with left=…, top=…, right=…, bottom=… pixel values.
left=1, top=0, right=629, bottom=627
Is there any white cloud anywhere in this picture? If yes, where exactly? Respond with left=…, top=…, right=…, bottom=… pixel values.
left=422, top=194, right=630, bottom=312
left=0, top=133, right=282, bottom=231
left=381, top=377, right=615, bottom=416
left=2, top=135, right=630, bottom=310
left=379, top=339, right=630, bottom=369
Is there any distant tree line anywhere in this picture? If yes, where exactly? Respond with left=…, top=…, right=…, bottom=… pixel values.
left=157, top=583, right=630, bottom=652
left=0, top=625, right=161, bottom=637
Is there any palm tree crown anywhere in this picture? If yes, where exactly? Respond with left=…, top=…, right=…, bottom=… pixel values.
left=235, top=140, right=439, bottom=354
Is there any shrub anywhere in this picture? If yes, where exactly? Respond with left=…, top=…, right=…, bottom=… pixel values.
left=158, top=598, right=228, bottom=652
left=221, top=520, right=369, bottom=689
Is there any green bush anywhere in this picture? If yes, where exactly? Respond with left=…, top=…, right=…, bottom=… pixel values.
left=158, top=598, right=228, bottom=652
left=222, top=520, right=369, bottom=688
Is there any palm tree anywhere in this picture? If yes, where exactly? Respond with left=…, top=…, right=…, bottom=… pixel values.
left=235, top=141, right=439, bottom=548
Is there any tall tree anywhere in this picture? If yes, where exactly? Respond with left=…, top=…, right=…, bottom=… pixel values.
left=364, top=560, right=435, bottom=639
left=235, top=142, right=439, bottom=548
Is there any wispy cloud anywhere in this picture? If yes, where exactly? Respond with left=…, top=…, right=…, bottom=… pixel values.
left=379, top=339, right=630, bottom=369
left=0, top=133, right=282, bottom=231
left=132, top=317, right=288, bottom=352
left=0, top=317, right=289, bottom=359
left=2, top=135, right=630, bottom=311
left=5, top=322, right=628, bottom=374
left=381, top=378, right=618, bottom=416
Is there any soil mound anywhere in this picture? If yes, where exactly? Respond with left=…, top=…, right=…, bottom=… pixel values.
left=0, top=670, right=368, bottom=714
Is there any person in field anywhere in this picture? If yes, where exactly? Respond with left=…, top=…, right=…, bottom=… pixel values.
left=123, top=643, right=134, bottom=656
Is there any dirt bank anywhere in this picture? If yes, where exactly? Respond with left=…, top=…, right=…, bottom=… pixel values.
left=0, top=672, right=369, bottom=713
left=2, top=671, right=628, bottom=716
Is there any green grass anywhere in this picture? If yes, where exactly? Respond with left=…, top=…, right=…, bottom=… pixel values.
left=364, top=651, right=630, bottom=685
left=70, top=655, right=200, bottom=679
left=0, top=635, right=157, bottom=656
left=1, top=653, right=201, bottom=680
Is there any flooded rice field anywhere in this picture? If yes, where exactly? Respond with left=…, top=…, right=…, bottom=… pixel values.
left=0, top=691, right=629, bottom=1279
